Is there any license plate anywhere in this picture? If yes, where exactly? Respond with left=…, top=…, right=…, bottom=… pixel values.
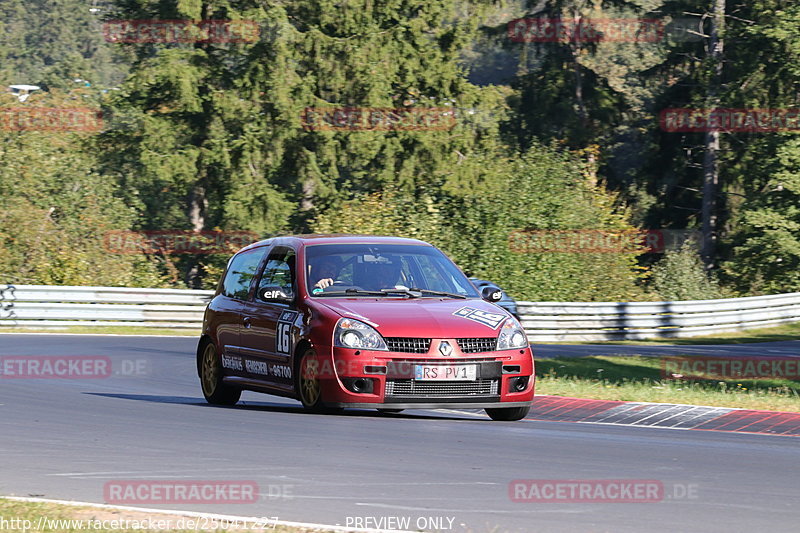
left=414, top=365, right=477, bottom=381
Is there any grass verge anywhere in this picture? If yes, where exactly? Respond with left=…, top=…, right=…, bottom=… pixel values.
left=0, top=498, right=335, bottom=532
left=536, top=322, right=800, bottom=345
left=2, top=321, right=798, bottom=342
left=536, top=356, right=800, bottom=412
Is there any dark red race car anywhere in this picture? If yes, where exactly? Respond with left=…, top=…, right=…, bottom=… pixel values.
left=197, top=235, right=534, bottom=421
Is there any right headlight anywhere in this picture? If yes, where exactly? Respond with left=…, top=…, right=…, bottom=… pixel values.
left=496, top=318, right=528, bottom=350
left=334, top=318, right=388, bottom=351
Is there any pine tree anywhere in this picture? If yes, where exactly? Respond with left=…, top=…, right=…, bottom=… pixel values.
left=0, top=0, right=128, bottom=87
left=100, top=0, right=509, bottom=285
left=720, top=1, right=800, bottom=291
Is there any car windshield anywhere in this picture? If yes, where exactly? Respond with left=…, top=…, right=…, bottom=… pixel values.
left=305, top=243, right=480, bottom=298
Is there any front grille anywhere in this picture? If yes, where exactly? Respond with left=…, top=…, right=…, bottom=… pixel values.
left=385, top=379, right=499, bottom=397
left=385, top=337, right=431, bottom=353
left=457, top=337, right=497, bottom=353
left=389, top=357, right=497, bottom=364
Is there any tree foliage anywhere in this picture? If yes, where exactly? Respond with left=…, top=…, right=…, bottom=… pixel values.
left=1, top=0, right=799, bottom=299
left=0, top=0, right=128, bottom=88
left=650, top=240, right=722, bottom=300
left=0, top=95, right=164, bottom=286
left=314, top=144, right=645, bottom=301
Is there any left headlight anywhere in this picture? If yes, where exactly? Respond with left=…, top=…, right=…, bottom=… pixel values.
left=497, top=318, right=528, bottom=350
left=334, top=318, right=388, bottom=351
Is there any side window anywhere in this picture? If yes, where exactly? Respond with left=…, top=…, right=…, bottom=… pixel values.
left=257, top=247, right=296, bottom=299
left=222, top=248, right=266, bottom=300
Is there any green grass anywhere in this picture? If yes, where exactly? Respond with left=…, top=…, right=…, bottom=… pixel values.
left=535, top=321, right=800, bottom=345
left=0, top=498, right=333, bottom=532
left=2, top=320, right=798, bottom=344
left=0, top=326, right=200, bottom=336
left=536, top=355, right=800, bottom=412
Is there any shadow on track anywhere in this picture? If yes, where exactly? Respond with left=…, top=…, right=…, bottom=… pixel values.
left=83, top=392, right=472, bottom=421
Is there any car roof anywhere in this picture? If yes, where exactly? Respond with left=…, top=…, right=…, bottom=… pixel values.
left=237, top=234, right=432, bottom=253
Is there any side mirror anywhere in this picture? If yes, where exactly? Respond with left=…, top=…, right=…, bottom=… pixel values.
left=259, top=285, right=293, bottom=302
left=481, top=285, right=503, bottom=303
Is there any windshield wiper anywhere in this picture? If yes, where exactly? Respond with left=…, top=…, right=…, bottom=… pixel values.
left=408, top=288, right=468, bottom=299
left=314, top=289, right=385, bottom=297
left=315, top=288, right=460, bottom=299
left=380, top=288, right=422, bottom=298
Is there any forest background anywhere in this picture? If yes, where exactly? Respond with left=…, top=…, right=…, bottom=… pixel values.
left=1, top=0, right=798, bottom=302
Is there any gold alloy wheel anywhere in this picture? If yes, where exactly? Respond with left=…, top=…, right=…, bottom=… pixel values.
left=201, top=342, right=218, bottom=397
left=300, top=349, right=321, bottom=406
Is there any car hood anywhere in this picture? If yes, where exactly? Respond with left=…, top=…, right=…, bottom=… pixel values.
left=314, top=297, right=512, bottom=338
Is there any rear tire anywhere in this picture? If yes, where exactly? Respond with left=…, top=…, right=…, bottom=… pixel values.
left=485, top=406, right=530, bottom=421
left=199, top=341, right=241, bottom=406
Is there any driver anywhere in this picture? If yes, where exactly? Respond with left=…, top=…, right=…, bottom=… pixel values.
left=309, top=256, right=341, bottom=290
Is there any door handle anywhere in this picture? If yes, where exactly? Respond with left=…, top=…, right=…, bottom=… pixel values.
left=243, top=316, right=252, bottom=328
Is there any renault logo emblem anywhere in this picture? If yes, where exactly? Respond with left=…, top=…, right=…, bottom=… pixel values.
left=439, top=341, right=453, bottom=356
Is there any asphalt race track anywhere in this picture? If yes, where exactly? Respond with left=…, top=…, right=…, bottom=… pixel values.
left=1, top=334, right=799, bottom=532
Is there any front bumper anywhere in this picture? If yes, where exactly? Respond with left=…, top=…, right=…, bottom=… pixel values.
left=325, top=400, right=533, bottom=409
left=314, top=344, right=535, bottom=407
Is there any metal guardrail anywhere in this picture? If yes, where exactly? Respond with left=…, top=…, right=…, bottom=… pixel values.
left=0, top=284, right=213, bottom=329
left=1, top=284, right=798, bottom=340
left=518, top=292, right=800, bottom=341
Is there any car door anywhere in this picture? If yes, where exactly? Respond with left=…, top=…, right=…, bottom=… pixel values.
left=213, top=246, right=269, bottom=364
left=239, top=245, right=297, bottom=391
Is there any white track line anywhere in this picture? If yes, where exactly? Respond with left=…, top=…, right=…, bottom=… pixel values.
left=2, top=496, right=415, bottom=533
left=0, top=333, right=191, bottom=337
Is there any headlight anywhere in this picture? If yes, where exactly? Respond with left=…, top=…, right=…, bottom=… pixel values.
left=497, top=318, right=528, bottom=350
left=334, top=318, right=387, bottom=350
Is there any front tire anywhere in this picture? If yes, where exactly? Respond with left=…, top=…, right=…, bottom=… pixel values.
left=485, top=406, right=530, bottom=421
left=296, top=348, right=328, bottom=412
left=199, top=341, right=241, bottom=406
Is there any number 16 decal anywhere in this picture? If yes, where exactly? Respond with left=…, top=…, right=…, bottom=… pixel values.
left=276, top=311, right=297, bottom=355
left=277, top=322, right=292, bottom=355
